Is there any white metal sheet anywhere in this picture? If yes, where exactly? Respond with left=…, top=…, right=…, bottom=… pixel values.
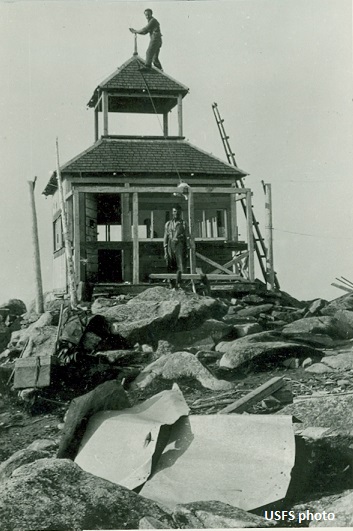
left=141, top=414, right=295, bottom=511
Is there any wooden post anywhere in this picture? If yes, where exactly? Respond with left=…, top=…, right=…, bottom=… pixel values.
left=188, top=187, right=196, bottom=274
left=102, top=91, right=109, bottom=136
left=132, top=192, right=139, bottom=284
left=264, top=183, right=275, bottom=290
left=56, top=138, right=78, bottom=308
left=246, top=190, right=255, bottom=281
left=177, top=94, right=183, bottom=137
left=122, top=185, right=131, bottom=282
left=27, top=178, right=44, bottom=314
left=94, top=108, right=99, bottom=142
left=230, top=184, right=238, bottom=242
left=163, top=113, right=169, bottom=138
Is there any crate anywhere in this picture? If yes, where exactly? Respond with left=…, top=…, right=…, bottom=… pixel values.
left=13, top=356, right=57, bottom=390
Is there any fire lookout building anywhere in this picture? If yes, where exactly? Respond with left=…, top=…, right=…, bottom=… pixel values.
left=43, top=54, right=255, bottom=295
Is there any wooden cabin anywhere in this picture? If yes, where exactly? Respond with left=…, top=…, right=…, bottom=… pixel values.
left=43, top=54, right=255, bottom=295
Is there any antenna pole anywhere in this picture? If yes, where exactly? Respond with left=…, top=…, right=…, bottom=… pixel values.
left=133, top=34, right=138, bottom=55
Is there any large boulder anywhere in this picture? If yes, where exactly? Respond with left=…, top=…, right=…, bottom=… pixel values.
left=292, top=490, right=353, bottom=527
left=282, top=316, right=349, bottom=340
left=217, top=339, right=321, bottom=370
left=94, top=299, right=180, bottom=344
left=9, top=312, right=53, bottom=349
left=320, top=293, right=353, bottom=316
left=0, top=299, right=26, bottom=318
left=173, top=501, right=276, bottom=528
left=0, top=458, right=174, bottom=531
left=0, top=318, right=11, bottom=354
left=322, top=351, right=353, bottom=370
left=166, top=319, right=233, bottom=351
left=236, top=304, right=273, bottom=318
left=129, top=287, right=228, bottom=330
left=308, top=491, right=353, bottom=527
left=277, top=394, right=353, bottom=432
left=131, top=351, right=234, bottom=391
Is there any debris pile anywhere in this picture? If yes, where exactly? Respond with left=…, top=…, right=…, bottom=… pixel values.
left=0, top=287, right=353, bottom=528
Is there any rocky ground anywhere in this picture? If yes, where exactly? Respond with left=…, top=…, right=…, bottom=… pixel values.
left=0, top=285, right=353, bottom=529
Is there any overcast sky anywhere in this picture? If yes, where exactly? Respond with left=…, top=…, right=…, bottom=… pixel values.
left=0, top=0, right=352, bottom=306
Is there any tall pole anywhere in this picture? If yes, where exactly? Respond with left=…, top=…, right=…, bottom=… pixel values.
left=56, top=138, right=78, bottom=308
left=264, top=183, right=275, bottom=291
left=27, top=177, right=44, bottom=314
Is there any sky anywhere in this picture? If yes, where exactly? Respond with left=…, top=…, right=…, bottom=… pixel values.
left=0, top=0, right=352, bottom=307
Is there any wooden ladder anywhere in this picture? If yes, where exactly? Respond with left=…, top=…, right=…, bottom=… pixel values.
left=212, top=102, right=280, bottom=289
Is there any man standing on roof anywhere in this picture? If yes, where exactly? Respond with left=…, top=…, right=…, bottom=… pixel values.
left=129, top=9, right=163, bottom=71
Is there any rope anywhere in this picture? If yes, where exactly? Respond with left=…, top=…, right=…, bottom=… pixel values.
left=139, top=67, right=183, bottom=184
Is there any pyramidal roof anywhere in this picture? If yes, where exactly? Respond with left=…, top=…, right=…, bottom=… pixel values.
left=88, top=55, right=189, bottom=108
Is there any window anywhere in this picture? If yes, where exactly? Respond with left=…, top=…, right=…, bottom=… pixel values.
left=97, top=194, right=122, bottom=242
left=53, top=217, right=63, bottom=251
left=137, top=209, right=169, bottom=240
left=195, top=209, right=228, bottom=239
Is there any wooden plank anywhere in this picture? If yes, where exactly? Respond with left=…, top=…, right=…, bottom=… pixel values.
left=210, top=252, right=250, bottom=274
left=218, top=377, right=285, bottom=414
left=195, top=252, right=233, bottom=275
left=331, top=282, right=353, bottom=293
left=77, top=186, right=250, bottom=195
left=149, top=273, right=245, bottom=281
left=132, top=192, right=139, bottom=284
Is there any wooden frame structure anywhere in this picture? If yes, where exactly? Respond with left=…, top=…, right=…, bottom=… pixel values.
left=68, top=184, right=255, bottom=286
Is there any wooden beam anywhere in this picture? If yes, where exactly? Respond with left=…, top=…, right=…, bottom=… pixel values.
left=94, top=108, right=99, bottom=142
left=77, top=186, right=250, bottom=195
left=210, top=252, right=250, bottom=274
left=57, top=139, right=77, bottom=308
left=102, top=91, right=108, bottom=135
left=122, top=184, right=131, bottom=282
left=188, top=187, right=196, bottom=274
left=132, top=192, right=139, bottom=284
left=230, top=183, right=238, bottom=242
left=177, top=94, right=183, bottom=137
left=195, top=252, right=234, bottom=275
left=163, top=113, right=168, bottom=137
left=331, top=282, right=353, bottom=293
left=68, top=177, right=241, bottom=185
left=73, top=189, right=81, bottom=288
left=246, top=190, right=255, bottom=282
left=149, top=273, right=246, bottom=281
left=218, top=376, right=285, bottom=414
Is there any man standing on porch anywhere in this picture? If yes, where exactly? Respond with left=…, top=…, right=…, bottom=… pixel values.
left=163, top=205, right=189, bottom=278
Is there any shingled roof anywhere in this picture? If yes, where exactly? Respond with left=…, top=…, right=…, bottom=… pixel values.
left=88, top=55, right=189, bottom=109
left=43, top=137, right=247, bottom=195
